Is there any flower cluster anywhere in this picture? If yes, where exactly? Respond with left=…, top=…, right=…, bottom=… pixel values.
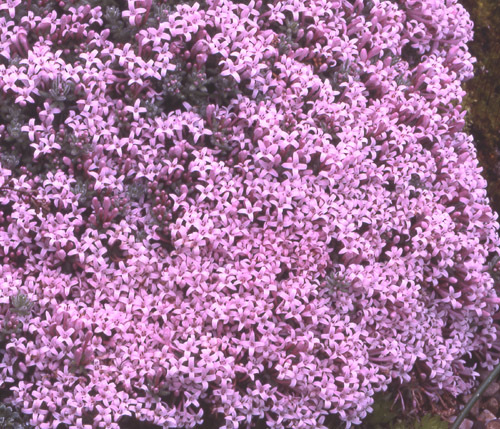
left=0, top=0, right=499, bottom=428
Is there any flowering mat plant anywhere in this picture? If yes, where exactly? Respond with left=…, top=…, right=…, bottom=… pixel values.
left=0, top=0, right=499, bottom=428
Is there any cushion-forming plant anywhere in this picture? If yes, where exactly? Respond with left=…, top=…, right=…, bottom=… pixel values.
left=0, top=0, right=499, bottom=428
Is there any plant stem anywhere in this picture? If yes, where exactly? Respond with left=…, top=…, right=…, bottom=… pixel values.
left=451, top=360, right=500, bottom=429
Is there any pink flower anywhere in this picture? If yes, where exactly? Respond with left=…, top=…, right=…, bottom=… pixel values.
left=124, top=99, right=147, bottom=121
left=282, top=152, right=307, bottom=178
left=122, top=0, right=148, bottom=26
left=0, top=0, right=497, bottom=428
left=220, top=57, right=244, bottom=84
left=255, top=139, right=279, bottom=167
left=21, top=118, right=43, bottom=142
left=0, top=0, right=21, bottom=19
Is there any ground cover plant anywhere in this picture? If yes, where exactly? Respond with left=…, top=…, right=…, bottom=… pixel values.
left=0, top=0, right=499, bottom=428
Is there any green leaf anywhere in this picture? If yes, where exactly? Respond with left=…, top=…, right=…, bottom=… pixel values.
left=414, top=414, right=448, bottom=429
left=365, top=393, right=399, bottom=426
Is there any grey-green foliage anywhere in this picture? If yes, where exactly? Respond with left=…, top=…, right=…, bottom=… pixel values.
left=324, top=271, right=351, bottom=293
left=272, top=20, right=300, bottom=57
left=328, top=59, right=356, bottom=91
left=10, top=292, right=34, bottom=317
left=102, top=5, right=135, bottom=43
left=158, top=57, right=240, bottom=119
left=38, top=74, right=77, bottom=112
left=1, top=105, right=29, bottom=145
left=1, top=293, right=34, bottom=341
left=0, top=404, right=32, bottom=429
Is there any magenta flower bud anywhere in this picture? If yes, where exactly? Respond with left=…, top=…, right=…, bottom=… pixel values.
left=253, top=127, right=264, bottom=140
left=81, top=4, right=91, bottom=16
left=191, top=40, right=207, bottom=55
left=293, top=48, right=308, bottom=61
left=88, top=214, right=97, bottom=226
left=315, top=28, right=324, bottom=40
left=306, top=30, right=314, bottom=44
left=367, top=46, right=382, bottom=60
left=60, top=15, right=70, bottom=27
left=62, top=157, right=72, bottom=166
left=206, top=104, right=215, bottom=127
left=101, top=28, right=110, bottom=40
left=56, top=249, right=66, bottom=260
left=358, top=32, right=371, bottom=49
left=359, top=48, right=367, bottom=62
left=83, top=159, right=92, bottom=171
left=102, top=196, right=111, bottom=214
left=16, top=31, right=29, bottom=55
left=196, top=53, right=207, bottom=69
left=36, top=21, right=51, bottom=33
left=92, top=196, right=100, bottom=211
